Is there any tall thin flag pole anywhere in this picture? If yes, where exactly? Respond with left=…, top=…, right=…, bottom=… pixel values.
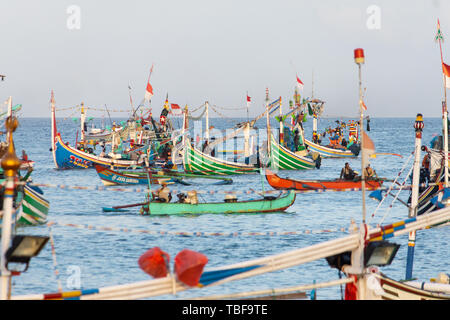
left=246, top=92, right=250, bottom=122
left=355, top=48, right=367, bottom=223
left=437, top=19, right=449, bottom=188
left=128, top=82, right=135, bottom=118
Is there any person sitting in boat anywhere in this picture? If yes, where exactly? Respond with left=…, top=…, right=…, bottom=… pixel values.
left=162, top=153, right=174, bottom=170
left=294, top=129, right=301, bottom=151
left=365, top=164, right=377, bottom=179
left=152, top=182, right=172, bottom=203
left=312, top=131, right=318, bottom=144
left=421, top=151, right=431, bottom=184
left=340, top=162, right=356, bottom=181
left=21, top=150, right=28, bottom=161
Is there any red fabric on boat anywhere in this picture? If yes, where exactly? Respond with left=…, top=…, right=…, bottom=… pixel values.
left=174, top=249, right=208, bottom=286
left=138, top=247, right=170, bottom=278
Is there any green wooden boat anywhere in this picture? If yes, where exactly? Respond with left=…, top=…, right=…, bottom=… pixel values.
left=139, top=190, right=296, bottom=215
left=183, top=141, right=259, bottom=176
left=268, top=134, right=319, bottom=170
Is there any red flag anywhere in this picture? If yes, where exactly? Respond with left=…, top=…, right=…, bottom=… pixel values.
left=296, top=75, right=304, bottom=90
left=443, top=62, right=450, bottom=88
left=170, top=103, right=182, bottom=116
left=246, top=95, right=251, bottom=103
left=144, top=65, right=154, bottom=101
left=145, top=82, right=153, bottom=101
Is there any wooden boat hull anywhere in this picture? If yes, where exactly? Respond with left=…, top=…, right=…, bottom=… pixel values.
left=20, top=185, right=50, bottom=226
left=265, top=169, right=383, bottom=191
left=142, top=190, right=296, bottom=215
left=268, top=135, right=319, bottom=170
left=94, top=164, right=177, bottom=186
left=52, top=134, right=143, bottom=170
left=51, top=97, right=143, bottom=170
left=183, top=142, right=258, bottom=176
left=0, top=184, right=49, bottom=228
left=375, top=274, right=450, bottom=300
left=305, top=139, right=359, bottom=158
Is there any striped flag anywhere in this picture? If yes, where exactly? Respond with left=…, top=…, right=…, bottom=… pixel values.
left=144, top=65, right=154, bottom=102
left=144, top=81, right=153, bottom=102
left=436, top=19, right=444, bottom=42
left=443, top=62, right=450, bottom=88
left=296, top=75, right=304, bottom=91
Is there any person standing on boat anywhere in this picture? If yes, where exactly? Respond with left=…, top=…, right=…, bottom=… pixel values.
left=340, top=162, right=356, bottom=180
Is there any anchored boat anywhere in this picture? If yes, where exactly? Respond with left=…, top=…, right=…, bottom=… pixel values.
left=140, top=190, right=296, bottom=215
left=265, top=169, right=383, bottom=191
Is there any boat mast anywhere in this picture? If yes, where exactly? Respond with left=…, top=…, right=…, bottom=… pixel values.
left=437, top=19, right=449, bottom=187
left=5, top=97, right=12, bottom=142
left=279, top=97, right=284, bottom=145
left=265, top=88, right=271, bottom=155
left=355, top=48, right=367, bottom=223
left=80, top=102, right=86, bottom=143
left=405, top=114, right=424, bottom=280
left=205, top=101, right=210, bottom=143
left=50, top=91, right=59, bottom=169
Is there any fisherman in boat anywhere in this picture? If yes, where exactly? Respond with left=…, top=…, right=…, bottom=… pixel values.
left=294, top=129, right=301, bottom=151
left=421, top=151, right=431, bottom=184
left=364, top=164, right=377, bottom=179
left=21, top=150, right=28, bottom=161
left=152, top=182, right=172, bottom=203
left=340, top=162, right=356, bottom=181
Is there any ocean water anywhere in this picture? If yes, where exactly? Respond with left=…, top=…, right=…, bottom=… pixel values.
left=7, top=115, right=450, bottom=300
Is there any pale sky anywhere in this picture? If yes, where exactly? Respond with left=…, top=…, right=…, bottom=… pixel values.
left=0, top=0, right=449, bottom=118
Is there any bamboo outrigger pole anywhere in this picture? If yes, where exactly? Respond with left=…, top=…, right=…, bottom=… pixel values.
left=436, top=19, right=449, bottom=188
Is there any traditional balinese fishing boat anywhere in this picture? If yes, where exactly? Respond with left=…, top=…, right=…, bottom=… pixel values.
left=181, top=106, right=259, bottom=175
left=94, top=164, right=179, bottom=186
left=138, top=190, right=295, bottom=216
left=183, top=140, right=259, bottom=175
left=266, top=133, right=320, bottom=170
left=304, top=139, right=359, bottom=158
left=304, top=101, right=360, bottom=158
left=265, top=169, right=383, bottom=191
left=19, top=184, right=50, bottom=226
left=51, top=92, right=147, bottom=169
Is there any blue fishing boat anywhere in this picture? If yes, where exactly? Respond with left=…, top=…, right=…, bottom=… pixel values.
left=51, top=92, right=146, bottom=170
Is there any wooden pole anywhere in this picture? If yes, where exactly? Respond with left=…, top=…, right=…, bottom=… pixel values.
left=279, top=97, right=284, bottom=145
left=437, top=20, right=449, bottom=187
left=265, top=88, right=271, bottom=155
left=405, top=114, right=424, bottom=280
left=205, top=101, right=210, bottom=143
left=358, top=63, right=367, bottom=224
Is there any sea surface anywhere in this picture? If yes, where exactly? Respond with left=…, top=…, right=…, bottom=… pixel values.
left=7, top=115, right=450, bottom=300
